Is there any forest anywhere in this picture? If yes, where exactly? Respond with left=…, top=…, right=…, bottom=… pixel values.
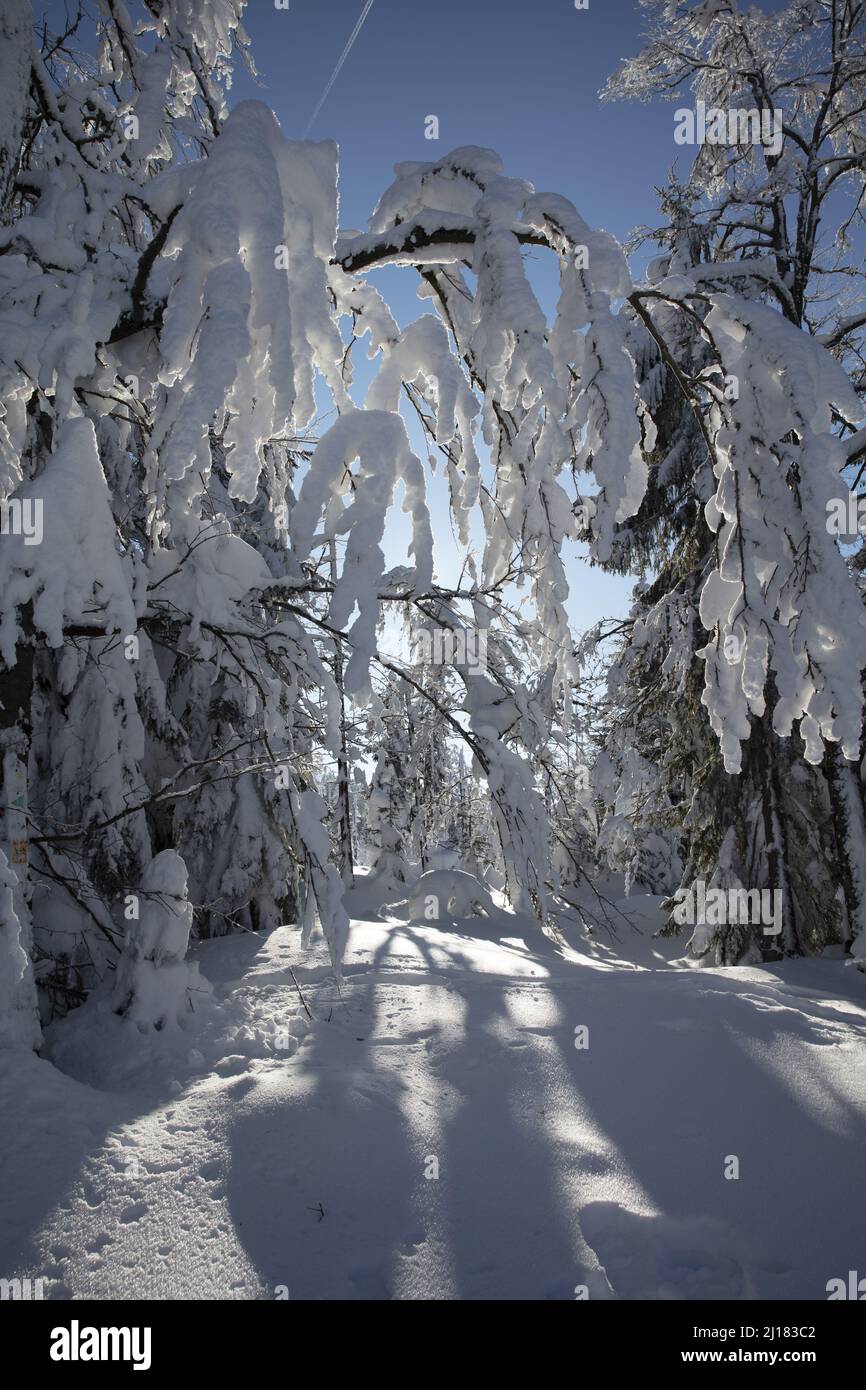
left=1, top=0, right=865, bottom=1312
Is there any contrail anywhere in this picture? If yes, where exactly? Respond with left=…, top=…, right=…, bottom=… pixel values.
left=303, top=0, right=377, bottom=138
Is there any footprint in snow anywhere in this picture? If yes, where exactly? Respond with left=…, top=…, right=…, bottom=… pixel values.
left=214, top=1054, right=250, bottom=1076
left=119, top=1201, right=148, bottom=1224
left=400, top=1229, right=427, bottom=1255
left=579, top=1202, right=752, bottom=1300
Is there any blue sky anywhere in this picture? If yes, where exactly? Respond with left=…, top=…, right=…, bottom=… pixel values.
left=235, top=0, right=677, bottom=249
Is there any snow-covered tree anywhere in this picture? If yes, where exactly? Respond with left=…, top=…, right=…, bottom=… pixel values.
left=594, top=0, right=866, bottom=961
left=0, top=3, right=353, bottom=1010
left=365, top=682, right=415, bottom=890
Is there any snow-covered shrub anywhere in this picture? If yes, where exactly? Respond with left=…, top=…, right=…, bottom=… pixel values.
left=112, top=850, right=211, bottom=1031
left=385, top=868, right=496, bottom=925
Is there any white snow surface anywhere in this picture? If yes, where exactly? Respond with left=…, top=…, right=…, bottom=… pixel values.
left=2, top=891, right=866, bottom=1300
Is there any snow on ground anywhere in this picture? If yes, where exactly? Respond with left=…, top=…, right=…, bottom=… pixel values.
left=2, top=887, right=866, bottom=1300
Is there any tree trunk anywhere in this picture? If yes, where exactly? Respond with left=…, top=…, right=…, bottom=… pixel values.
left=0, top=607, right=40, bottom=1048
left=0, top=0, right=31, bottom=225
left=825, top=742, right=866, bottom=953
left=328, top=540, right=354, bottom=886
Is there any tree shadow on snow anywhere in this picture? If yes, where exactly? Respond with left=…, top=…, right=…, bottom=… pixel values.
left=221, top=917, right=866, bottom=1301
left=223, top=928, right=429, bottom=1300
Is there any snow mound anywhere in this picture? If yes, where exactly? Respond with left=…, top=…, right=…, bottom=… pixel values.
left=112, top=851, right=212, bottom=1033
left=45, top=927, right=314, bottom=1094
left=382, top=869, right=497, bottom=925
left=579, top=1203, right=753, bottom=1300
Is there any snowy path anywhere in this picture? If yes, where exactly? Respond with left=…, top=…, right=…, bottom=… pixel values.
left=2, top=909, right=866, bottom=1300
